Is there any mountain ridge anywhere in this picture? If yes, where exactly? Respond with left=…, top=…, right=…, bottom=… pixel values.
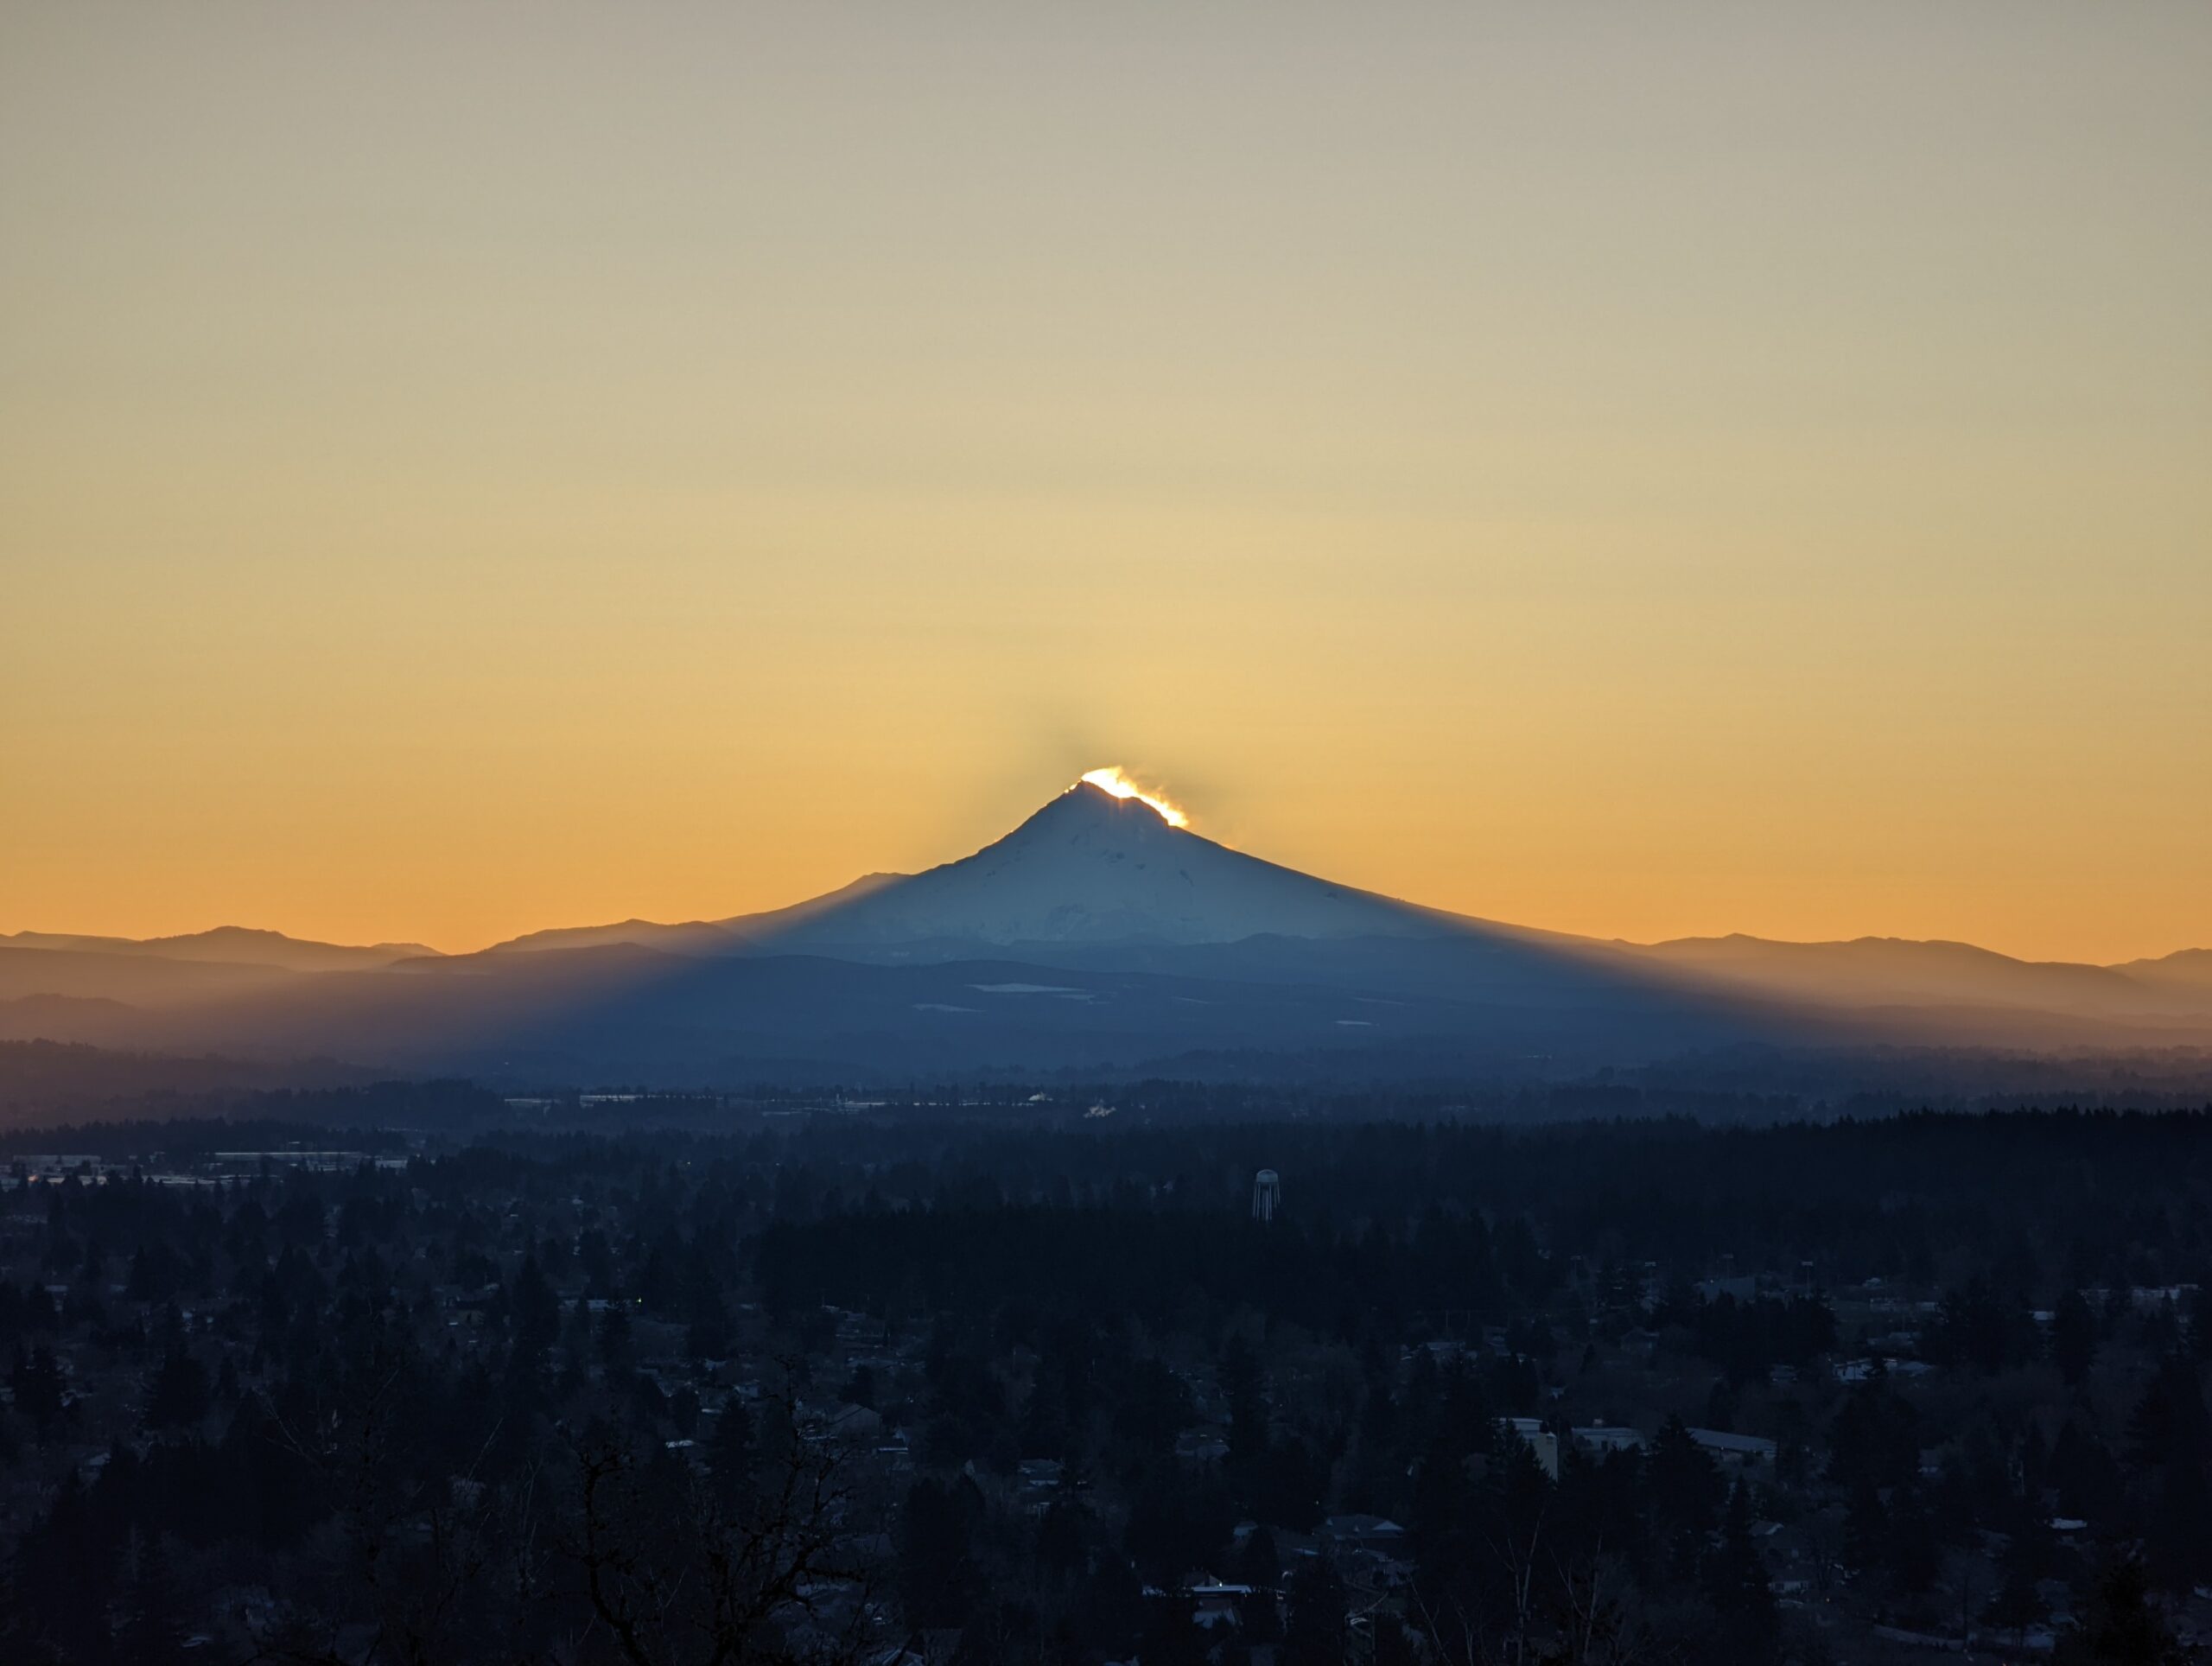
left=2, top=779, right=2206, bottom=1080
left=0, top=925, right=442, bottom=972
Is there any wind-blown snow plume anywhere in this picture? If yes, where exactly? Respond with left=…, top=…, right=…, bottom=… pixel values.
left=1077, top=766, right=1188, bottom=828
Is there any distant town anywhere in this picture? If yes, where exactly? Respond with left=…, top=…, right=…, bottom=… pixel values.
left=0, top=1090, right=2204, bottom=1662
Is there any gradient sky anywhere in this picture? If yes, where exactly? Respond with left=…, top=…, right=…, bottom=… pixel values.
left=3, top=3, right=2208, bottom=963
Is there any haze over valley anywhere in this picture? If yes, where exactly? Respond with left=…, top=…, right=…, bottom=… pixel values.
left=5, top=778, right=2206, bottom=1090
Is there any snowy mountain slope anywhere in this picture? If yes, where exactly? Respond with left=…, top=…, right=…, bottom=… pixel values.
left=742, top=780, right=1454, bottom=948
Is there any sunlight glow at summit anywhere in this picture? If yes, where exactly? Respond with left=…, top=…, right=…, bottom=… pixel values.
left=1078, top=768, right=1190, bottom=829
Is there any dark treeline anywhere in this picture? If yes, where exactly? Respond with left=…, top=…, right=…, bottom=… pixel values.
left=0, top=1107, right=2205, bottom=1663
left=11, top=1038, right=2211, bottom=1135
left=0, top=1118, right=410, bottom=1160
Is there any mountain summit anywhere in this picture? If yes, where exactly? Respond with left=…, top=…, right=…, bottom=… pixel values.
left=7, top=774, right=2210, bottom=1080
left=743, top=779, right=1443, bottom=948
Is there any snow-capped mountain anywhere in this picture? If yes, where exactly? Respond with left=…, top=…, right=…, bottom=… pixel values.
left=746, top=780, right=1448, bottom=948
left=11, top=778, right=2207, bottom=1085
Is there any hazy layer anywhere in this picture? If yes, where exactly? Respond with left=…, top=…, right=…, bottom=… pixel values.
left=3, top=3, right=2208, bottom=960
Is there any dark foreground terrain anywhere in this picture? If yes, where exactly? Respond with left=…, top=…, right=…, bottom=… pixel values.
left=0, top=1095, right=2207, bottom=1663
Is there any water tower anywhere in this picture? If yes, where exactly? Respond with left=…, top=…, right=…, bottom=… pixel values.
left=1252, top=1168, right=1281, bottom=1224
